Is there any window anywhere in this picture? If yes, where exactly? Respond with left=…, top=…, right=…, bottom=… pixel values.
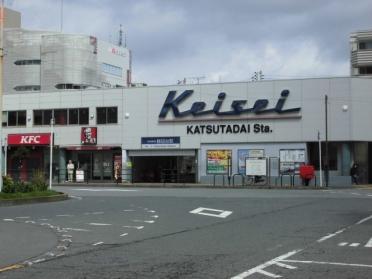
left=33, top=108, right=89, bottom=126
left=14, top=59, right=41, bottom=65
left=14, top=85, right=40, bottom=91
left=54, top=109, right=67, bottom=125
left=359, top=66, right=372, bottom=75
left=69, top=109, right=79, bottom=125
left=97, top=107, right=118, bottom=124
left=101, top=63, right=123, bottom=77
left=2, top=110, right=27, bottom=127
left=359, top=41, right=372, bottom=50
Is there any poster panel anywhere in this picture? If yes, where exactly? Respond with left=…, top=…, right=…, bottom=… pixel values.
left=246, top=158, right=267, bottom=176
left=207, top=150, right=232, bottom=174
left=238, top=149, right=265, bottom=174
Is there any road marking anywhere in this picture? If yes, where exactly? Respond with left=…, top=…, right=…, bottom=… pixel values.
left=368, top=194, right=372, bottom=197
left=120, top=233, right=128, bottom=237
left=39, top=218, right=49, bottom=221
left=62, top=234, right=72, bottom=238
left=57, top=245, right=67, bottom=250
left=84, top=211, right=104, bottom=215
left=92, top=242, right=104, bottom=246
left=32, top=258, right=46, bottom=264
left=0, top=264, right=24, bottom=273
left=15, top=216, right=30, bottom=219
left=56, top=214, right=74, bottom=217
left=3, top=218, right=15, bottom=222
left=61, top=239, right=72, bottom=243
left=317, top=229, right=345, bottom=243
left=88, top=223, right=112, bottom=226
left=72, top=188, right=139, bottom=192
left=132, top=220, right=155, bottom=224
left=147, top=210, right=156, bottom=213
left=231, top=249, right=301, bottom=278
left=64, top=227, right=90, bottom=232
left=351, top=192, right=361, bottom=196
left=70, top=195, right=83, bottom=200
left=338, top=242, right=348, bottom=246
left=123, top=209, right=135, bottom=212
left=25, top=220, right=35, bottom=224
left=123, top=225, right=144, bottom=230
left=190, top=207, right=233, bottom=218
left=365, top=237, right=372, bottom=247
left=282, top=259, right=372, bottom=268
left=350, top=243, right=360, bottom=247
left=151, top=215, right=159, bottom=218
left=356, top=214, right=372, bottom=225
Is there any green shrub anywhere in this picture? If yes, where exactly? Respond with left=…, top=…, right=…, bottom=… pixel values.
left=2, top=175, right=15, bottom=193
left=14, top=181, right=33, bottom=193
left=31, top=169, right=48, bottom=192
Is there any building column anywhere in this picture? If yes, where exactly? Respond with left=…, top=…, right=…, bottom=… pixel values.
left=341, top=143, right=351, bottom=176
left=121, top=149, right=132, bottom=182
left=59, top=148, right=66, bottom=182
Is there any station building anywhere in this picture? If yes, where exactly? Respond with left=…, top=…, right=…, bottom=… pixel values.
left=2, top=76, right=372, bottom=186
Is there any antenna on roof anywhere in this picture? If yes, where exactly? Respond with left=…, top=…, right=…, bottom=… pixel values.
left=118, top=24, right=123, bottom=47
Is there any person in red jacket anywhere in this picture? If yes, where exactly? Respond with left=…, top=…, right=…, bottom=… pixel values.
left=299, top=164, right=315, bottom=186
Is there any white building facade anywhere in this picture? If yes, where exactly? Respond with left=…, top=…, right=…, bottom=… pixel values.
left=2, top=77, right=371, bottom=186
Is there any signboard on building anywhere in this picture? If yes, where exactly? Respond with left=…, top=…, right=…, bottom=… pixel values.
left=206, top=150, right=232, bottom=174
left=8, top=133, right=51, bottom=145
left=81, top=127, right=97, bottom=145
left=141, top=137, right=180, bottom=149
left=279, top=149, right=306, bottom=174
left=238, top=149, right=265, bottom=174
left=246, top=158, right=267, bottom=176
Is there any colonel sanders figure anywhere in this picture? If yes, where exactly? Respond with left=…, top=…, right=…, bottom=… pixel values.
left=82, top=127, right=97, bottom=144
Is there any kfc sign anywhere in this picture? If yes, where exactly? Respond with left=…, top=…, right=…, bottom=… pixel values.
left=81, top=127, right=97, bottom=145
left=8, top=133, right=51, bottom=145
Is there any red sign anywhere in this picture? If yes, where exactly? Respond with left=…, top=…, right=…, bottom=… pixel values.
left=8, top=133, right=51, bottom=145
left=81, top=127, right=97, bottom=145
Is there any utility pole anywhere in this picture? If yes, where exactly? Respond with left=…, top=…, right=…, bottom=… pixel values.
left=0, top=0, right=4, bottom=192
left=318, top=130, right=323, bottom=187
left=49, top=118, right=55, bottom=190
left=325, top=95, right=329, bottom=187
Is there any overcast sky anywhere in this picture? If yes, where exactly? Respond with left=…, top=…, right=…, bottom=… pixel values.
left=9, top=0, right=372, bottom=85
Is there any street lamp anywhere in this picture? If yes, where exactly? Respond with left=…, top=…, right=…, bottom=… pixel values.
left=49, top=117, right=55, bottom=190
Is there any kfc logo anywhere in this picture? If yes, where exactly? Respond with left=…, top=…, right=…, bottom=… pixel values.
left=81, top=127, right=97, bottom=145
left=8, top=133, right=51, bottom=145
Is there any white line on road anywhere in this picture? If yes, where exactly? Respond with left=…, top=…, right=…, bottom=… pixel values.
left=122, top=225, right=144, bottom=230
left=190, top=207, right=233, bottom=218
left=356, top=214, right=372, bottom=225
left=70, top=195, right=83, bottom=200
left=62, top=235, right=72, bottom=238
left=147, top=210, right=156, bottom=213
left=151, top=215, right=159, bottom=218
left=365, top=237, right=372, bottom=247
left=92, top=242, right=104, bottom=246
left=281, top=259, right=372, bottom=268
left=120, top=233, right=128, bottom=237
left=61, top=239, right=72, bottom=243
left=317, top=229, right=345, bottom=243
left=132, top=220, right=155, bottom=224
left=15, top=216, right=30, bottom=219
left=338, top=242, right=348, bottom=246
left=25, top=220, right=35, bottom=224
left=231, top=249, right=302, bottom=279
left=3, top=219, right=15, bottom=222
left=32, top=258, right=46, bottom=264
left=56, top=214, right=74, bottom=217
left=351, top=192, right=362, bottom=196
left=350, top=243, right=360, bottom=247
left=123, top=209, right=135, bottom=212
left=72, top=188, right=139, bottom=192
left=88, top=223, right=112, bottom=226
left=84, top=212, right=104, bottom=215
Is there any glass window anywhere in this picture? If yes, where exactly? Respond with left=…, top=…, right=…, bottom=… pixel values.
left=43, top=110, right=53, bottom=125
left=68, top=109, right=78, bottom=125
left=34, top=110, right=42, bottom=125
left=17, top=111, right=26, bottom=126
left=8, top=111, right=17, bottom=126
left=107, top=107, right=117, bottom=124
left=79, top=108, right=89, bottom=124
left=308, top=142, right=338, bottom=171
left=54, top=109, right=67, bottom=125
left=2, top=111, right=7, bottom=127
left=97, top=107, right=106, bottom=124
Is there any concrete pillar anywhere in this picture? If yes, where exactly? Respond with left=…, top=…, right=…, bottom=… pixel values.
left=341, top=143, right=351, bottom=176
left=121, top=149, right=132, bottom=182
left=59, top=148, right=66, bottom=182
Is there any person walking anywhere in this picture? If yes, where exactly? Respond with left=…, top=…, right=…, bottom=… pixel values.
left=114, top=163, right=121, bottom=184
left=350, top=163, right=359, bottom=185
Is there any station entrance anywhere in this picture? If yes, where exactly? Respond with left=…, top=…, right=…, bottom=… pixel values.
left=131, top=155, right=196, bottom=183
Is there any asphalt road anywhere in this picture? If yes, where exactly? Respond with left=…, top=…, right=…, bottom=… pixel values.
left=1, top=187, right=372, bottom=278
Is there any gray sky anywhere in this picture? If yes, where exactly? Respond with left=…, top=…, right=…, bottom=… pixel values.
left=10, top=0, right=372, bottom=85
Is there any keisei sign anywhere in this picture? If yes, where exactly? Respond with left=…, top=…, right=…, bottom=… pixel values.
left=158, top=89, right=301, bottom=122
left=8, top=133, right=51, bottom=145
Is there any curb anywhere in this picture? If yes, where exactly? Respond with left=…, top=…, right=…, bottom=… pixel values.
left=0, top=193, right=69, bottom=207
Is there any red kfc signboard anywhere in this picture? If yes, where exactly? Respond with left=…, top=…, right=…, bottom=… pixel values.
left=8, top=133, right=51, bottom=145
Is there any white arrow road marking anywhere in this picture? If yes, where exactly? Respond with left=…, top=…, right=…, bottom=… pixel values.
left=365, top=237, right=372, bottom=247
left=231, top=249, right=301, bottom=278
left=88, top=223, right=112, bottom=226
left=190, top=207, right=233, bottom=218
left=122, top=225, right=144, bottom=230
